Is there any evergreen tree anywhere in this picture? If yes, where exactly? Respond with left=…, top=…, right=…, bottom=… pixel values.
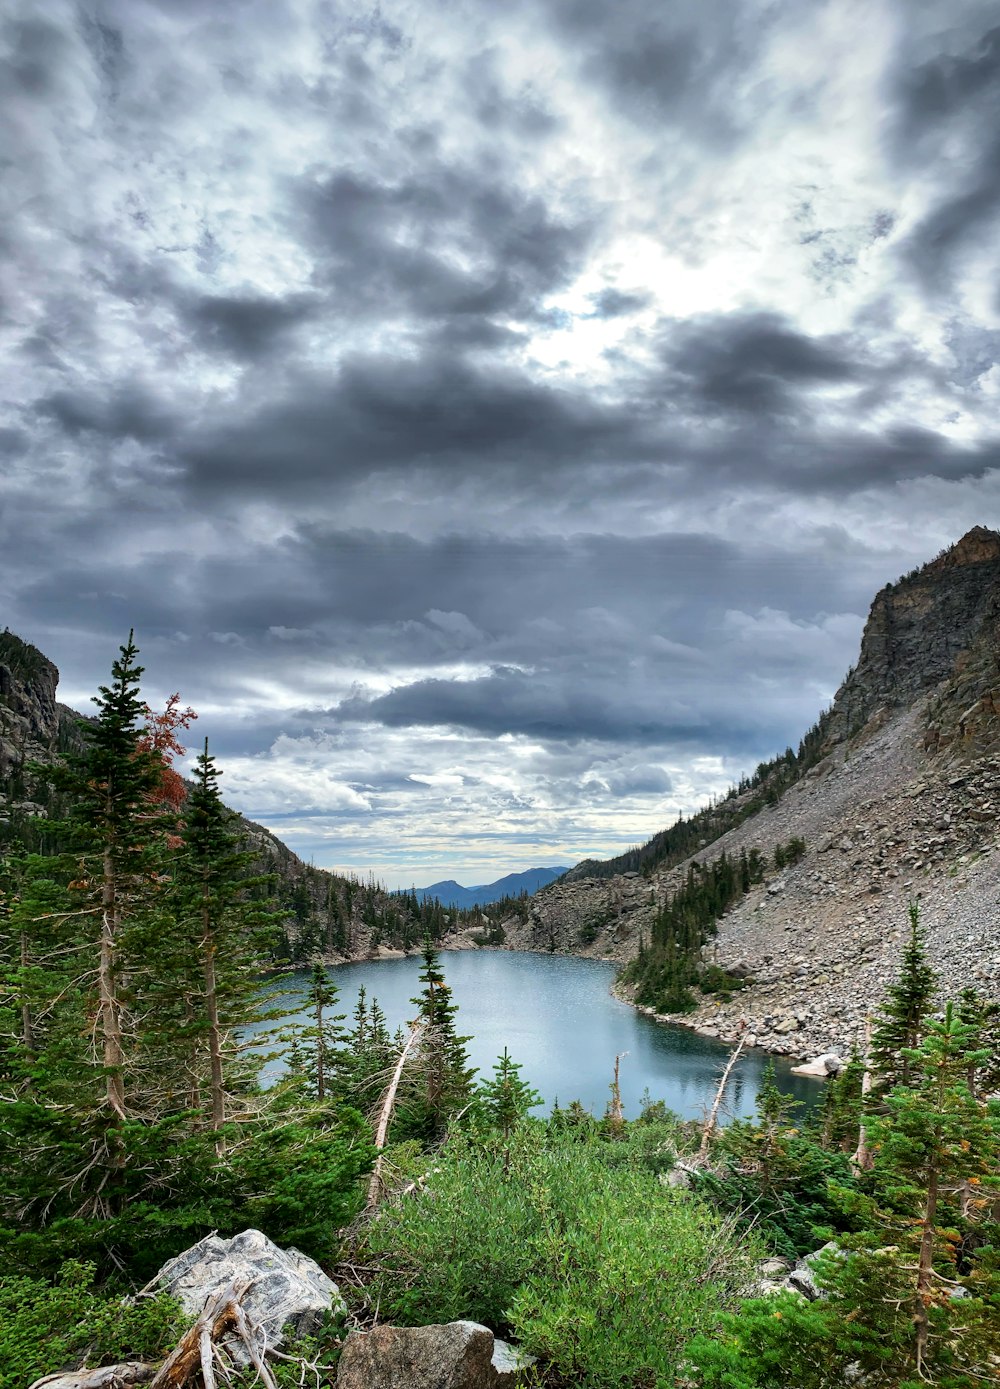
left=168, top=739, right=273, bottom=1133
left=855, top=1003, right=1000, bottom=1380
left=405, top=939, right=475, bottom=1138
left=871, top=902, right=937, bottom=1087
left=49, top=633, right=165, bottom=1122
left=298, top=963, right=346, bottom=1102
left=477, top=1049, right=542, bottom=1142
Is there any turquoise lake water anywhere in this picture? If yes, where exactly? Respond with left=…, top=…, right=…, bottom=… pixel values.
left=249, top=950, right=821, bottom=1122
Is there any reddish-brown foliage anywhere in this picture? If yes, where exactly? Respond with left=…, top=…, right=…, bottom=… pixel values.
left=139, top=694, right=197, bottom=824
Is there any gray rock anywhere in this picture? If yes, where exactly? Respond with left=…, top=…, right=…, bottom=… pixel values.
left=786, top=1242, right=844, bottom=1301
left=491, top=1338, right=537, bottom=1386
left=155, top=1228, right=344, bottom=1361
left=337, top=1321, right=521, bottom=1389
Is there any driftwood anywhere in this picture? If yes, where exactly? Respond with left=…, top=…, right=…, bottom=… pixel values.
left=696, top=1027, right=748, bottom=1164
left=366, top=1020, right=424, bottom=1208
left=29, top=1364, right=158, bottom=1389
left=148, top=1278, right=249, bottom=1389
left=29, top=1271, right=295, bottom=1389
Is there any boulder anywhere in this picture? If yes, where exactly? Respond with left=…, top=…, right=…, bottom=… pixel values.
left=785, top=1241, right=844, bottom=1301
left=791, top=1052, right=844, bottom=1078
left=336, top=1321, right=533, bottom=1389
left=154, top=1228, right=344, bottom=1360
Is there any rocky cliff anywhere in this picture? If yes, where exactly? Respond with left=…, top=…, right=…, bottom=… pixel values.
left=829, top=526, right=1000, bottom=748
left=0, top=630, right=83, bottom=829
left=500, top=529, right=1000, bottom=1061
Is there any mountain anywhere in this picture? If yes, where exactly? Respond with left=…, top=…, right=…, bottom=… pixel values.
left=499, top=528, right=1000, bottom=1061
left=415, top=867, right=570, bottom=909
left=0, top=629, right=462, bottom=964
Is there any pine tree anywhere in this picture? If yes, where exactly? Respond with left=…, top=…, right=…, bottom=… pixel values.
left=477, top=1049, right=542, bottom=1141
left=169, top=738, right=273, bottom=1133
left=860, top=1003, right=1000, bottom=1380
left=405, top=938, right=475, bottom=1137
left=871, top=901, right=937, bottom=1087
left=49, top=632, right=165, bottom=1122
left=298, top=963, right=346, bottom=1102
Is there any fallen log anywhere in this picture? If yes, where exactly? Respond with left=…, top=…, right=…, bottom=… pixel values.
left=29, top=1364, right=158, bottom=1389
left=695, top=1026, right=748, bottom=1165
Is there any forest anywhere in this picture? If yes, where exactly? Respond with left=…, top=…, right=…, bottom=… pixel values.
left=1, top=639, right=999, bottom=1389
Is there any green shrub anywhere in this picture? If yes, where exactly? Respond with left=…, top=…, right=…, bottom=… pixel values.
left=508, top=1163, right=754, bottom=1386
left=357, top=1125, right=760, bottom=1385
left=0, top=1260, right=183, bottom=1389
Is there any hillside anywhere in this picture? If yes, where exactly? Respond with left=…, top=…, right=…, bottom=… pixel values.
left=0, top=630, right=466, bottom=964
left=500, top=528, right=1000, bottom=1060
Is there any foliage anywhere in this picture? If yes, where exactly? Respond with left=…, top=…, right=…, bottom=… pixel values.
left=870, top=900, right=937, bottom=1087
left=691, top=1006, right=1000, bottom=1388
left=626, top=848, right=765, bottom=1012
left=356, top=1125, right=760, bottom=1385
left=0, top=637, right=374, bottom=1286
left=701, top=1065, right=859, bottom=1258
left=0, top=1260, right=183, bottom=1389
left=392, top=939, right=476, bottom=1141
left=474, top=1048, right=543, bottom=1141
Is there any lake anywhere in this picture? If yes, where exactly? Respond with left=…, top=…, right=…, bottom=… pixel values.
left=251, top=951, right=821, bottom=1122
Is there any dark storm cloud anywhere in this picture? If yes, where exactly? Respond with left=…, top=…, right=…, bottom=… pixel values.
left=37, top=381, right=177, bottom=442
left=891, top=22, right=1000, bottom=288
left=896, top=25, right=1000, bottom=133
left=4, top=0, right=1000, bottom=876
left=337, top=667, right=734, bottom=746
left=181, top=350, right=648, bottom=491
left=297, top=165, right=597, bottom=328
left=655, top=312, right=860, bottom=419
left=178, top=291, right=322, bottom=359
left=535, top=0, right=774, bottom=142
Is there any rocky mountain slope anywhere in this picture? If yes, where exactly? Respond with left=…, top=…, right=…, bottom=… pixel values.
left=499, top=528, right=1000, bottom=1061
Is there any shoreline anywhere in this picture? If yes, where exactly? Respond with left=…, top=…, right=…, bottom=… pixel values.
left=288, top=936, right=820, bottom=1070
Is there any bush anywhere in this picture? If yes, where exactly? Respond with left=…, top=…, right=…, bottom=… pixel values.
left=0, top=1260, right=183, bottom=1389
left=356, top=1125, right=760, bottom=1385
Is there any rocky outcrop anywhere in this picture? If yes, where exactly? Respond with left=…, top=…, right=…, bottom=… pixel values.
left=154, top=1228, right=344, bottom=1362
left=500, top=531, right=1000, bottom=1061
left=336, top=1321, right=535, bottom=1389
left=829, top=526, right=1000, bottom=747
left=0, top=630, right=77, bottom=784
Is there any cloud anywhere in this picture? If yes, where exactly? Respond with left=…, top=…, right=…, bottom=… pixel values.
left=3, top=0, right=1000, bottom=882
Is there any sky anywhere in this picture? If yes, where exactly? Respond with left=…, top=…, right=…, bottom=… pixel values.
left=2, top=0, right=1000, bottom=888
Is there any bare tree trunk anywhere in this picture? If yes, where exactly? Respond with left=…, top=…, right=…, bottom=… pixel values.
left=914, top=1164, right=939, bottom=1378
left=315, top=995, right=326, bottom=1102
left=367, top=1022, right=423, bottom=1208
left=183, top=996, right=201, bottom=1119
left=697, top=1029, right=747, bottom=1164
left=850, top=1017, right=874, bottom=1174
left=607, top=1051, right=627, bottom=1129
left=99, top=849, right=126, bottom=1119
left=202, top=905, right=225, bottom=1133
left=20, top=929, right=35, bottom=1069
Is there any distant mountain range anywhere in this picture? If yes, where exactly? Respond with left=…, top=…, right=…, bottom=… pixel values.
left=414, top=866, right=570, bottom=909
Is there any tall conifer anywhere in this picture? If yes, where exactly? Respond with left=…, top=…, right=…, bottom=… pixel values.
left=871, top=902, right=937, bottom=1087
